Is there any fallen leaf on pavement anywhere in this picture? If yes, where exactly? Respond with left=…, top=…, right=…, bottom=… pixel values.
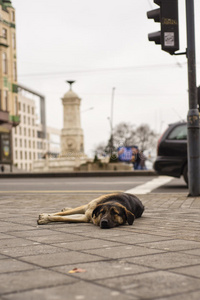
left=68, top=268, right=86, bottom=273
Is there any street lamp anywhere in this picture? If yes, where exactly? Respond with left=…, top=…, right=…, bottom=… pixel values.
left=110, top=87, right=115, bottom=156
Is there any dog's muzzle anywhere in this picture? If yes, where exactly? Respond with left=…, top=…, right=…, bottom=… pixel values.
left=100, top=219, right=110, bottom=229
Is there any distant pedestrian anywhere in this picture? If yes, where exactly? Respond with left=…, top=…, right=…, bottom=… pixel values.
left=131, top=146, right=140, bottom=170
left=132, top=146, right=147, bottom=170
left=1, top=165, right=4, bottom=172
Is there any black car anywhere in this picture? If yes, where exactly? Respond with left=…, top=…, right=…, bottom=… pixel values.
left=154, top=121, right=188, bottom=184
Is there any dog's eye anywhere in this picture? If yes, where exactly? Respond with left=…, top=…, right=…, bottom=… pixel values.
left=111, top=208, right=120, bottom=216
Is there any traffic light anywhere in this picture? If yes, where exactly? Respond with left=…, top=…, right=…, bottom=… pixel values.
left=147, top=0, right=179, bottom=55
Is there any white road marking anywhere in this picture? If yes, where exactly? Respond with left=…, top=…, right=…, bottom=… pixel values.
left=125, top=176, right=173, bottom=194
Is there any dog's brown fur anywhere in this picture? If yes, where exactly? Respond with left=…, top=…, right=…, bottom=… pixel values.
left=37, top=192, right=144, bottom=229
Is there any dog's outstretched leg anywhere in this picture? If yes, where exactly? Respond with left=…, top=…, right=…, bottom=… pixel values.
left=37, top=214, right=89, bottom=225
left=51, top=205, right=88, bottom=216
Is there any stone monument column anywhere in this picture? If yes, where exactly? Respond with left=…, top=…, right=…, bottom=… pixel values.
left=60, top=81, right=84, bottom=156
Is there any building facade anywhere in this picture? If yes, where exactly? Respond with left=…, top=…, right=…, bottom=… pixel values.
left=0, top=0, right=19, bottom=166
left=12, top=85, right=60, bottom=171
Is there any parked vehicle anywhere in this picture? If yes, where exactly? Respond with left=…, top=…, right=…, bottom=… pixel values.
left=154, top=121, right=188, bottom=184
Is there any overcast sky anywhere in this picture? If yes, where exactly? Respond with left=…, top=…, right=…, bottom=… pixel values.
left=14, top=0, right=200, bottom=156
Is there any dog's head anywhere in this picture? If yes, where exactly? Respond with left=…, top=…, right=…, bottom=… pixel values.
left=92, top=202, right=135, bottom=229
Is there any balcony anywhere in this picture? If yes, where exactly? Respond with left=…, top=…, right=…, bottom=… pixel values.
left=10, top=115, right=20, bottom=127
left=0, top=109, right=9, bottom=124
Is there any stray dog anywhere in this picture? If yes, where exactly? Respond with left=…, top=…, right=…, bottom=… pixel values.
left=37, top=192, right=144, bottom=229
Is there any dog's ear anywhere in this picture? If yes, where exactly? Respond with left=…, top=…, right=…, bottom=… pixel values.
left=92, top=205, right=103, bottom=218
left=124, top=208, right=135, bottom=225
left=116, top=203, right=135, bottom=225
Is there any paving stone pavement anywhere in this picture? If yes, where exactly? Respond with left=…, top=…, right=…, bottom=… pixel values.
left=0, top=192, right=200, bottom=300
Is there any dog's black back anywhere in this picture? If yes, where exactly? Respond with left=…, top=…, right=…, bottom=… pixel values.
left=99, top=192, right=144, bottom=218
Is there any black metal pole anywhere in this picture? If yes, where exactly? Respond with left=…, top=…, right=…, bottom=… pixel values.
left=110, top=87, right=115, bottom=156
left=186, top=0, right=200, bottom=196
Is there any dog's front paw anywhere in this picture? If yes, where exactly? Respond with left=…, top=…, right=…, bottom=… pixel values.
left=37, top=213, right=50, bottom=225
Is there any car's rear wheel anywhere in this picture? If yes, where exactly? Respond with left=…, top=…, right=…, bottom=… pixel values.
left=183, top=164, right=188, bottom=185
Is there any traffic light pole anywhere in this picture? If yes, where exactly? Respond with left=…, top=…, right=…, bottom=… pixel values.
left=186, top=0, right=200, bottom=196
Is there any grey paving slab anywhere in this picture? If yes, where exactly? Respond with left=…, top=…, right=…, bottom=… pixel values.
left=0, top=237, right=37, bottom=249
left=51, top=239, right=122, bottom=251
left=0, top=244, right=66, bottom=258
left=83, top=244, right=165, bottom=259
left=52, top=260, right=153, bottom=280
left=96, top=270, right=200, bottom=299
left=0, top=268, right=76, bottom=295
left=26, top=232, right=89, bottom=244
left=156, top=290, right=200, bottom=300
left=137, top=239, right=200, bottom=251
left=20, top=251, right=106, bottom=268
left=2, top=281, right=136, bottom=300
left=171, top=264, right=200, bottom=279
left=7, top=228, right=65, bottom=238
left=125, top=251, right=200, bottom=269
left=96, top=232, right=174, bottom=244
left=0, top=258, right=37, bottom=273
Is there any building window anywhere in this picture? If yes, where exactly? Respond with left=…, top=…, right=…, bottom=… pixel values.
left=15, top=151, right=18, bottom=159
left=24, top=140, right=27, bottom=148
left=29, top=152, right=32, bottom=159
left=14, top=96, right=18, bottom=115
left=13, top=61, right=17, bottom=81
left=19, top=126, right=22, bottom=135
left=3, top=53, right=7, bottom=74
left=15, top=138, right=17, bottom=147
left=20, top=139, right=22, bottom=147
left=24, top=128, right=26, bottom=136
left=18, top=102, right=21, bottom=111
left=24, top=116, right=26, bottom=124
left=2, top=28, right=7, bottom=39
left=11, top=11, right=15, bottom=22
left=23, top=103, right=26, bottom=112
left=4, top=90, right=8, bottom=111
left=20, top=151, right=23, bottom=159
left=12, top=33, right=16, bottom=49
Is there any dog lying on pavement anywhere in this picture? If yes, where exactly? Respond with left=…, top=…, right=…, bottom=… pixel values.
left=37, top=192, right=144, bottom=229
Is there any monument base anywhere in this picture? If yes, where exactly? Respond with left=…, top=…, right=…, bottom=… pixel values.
left=32, top=155, right=87, bottom=172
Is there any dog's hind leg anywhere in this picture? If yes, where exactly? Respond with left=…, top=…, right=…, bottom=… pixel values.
left=37, top=214, right=89, bottom=225
left=61, top=207, right=72, bottom=212
left=51, top=204, right=88, bottom=216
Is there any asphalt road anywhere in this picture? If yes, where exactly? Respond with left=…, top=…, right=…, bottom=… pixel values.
left=0, top=175, right=188, bottom=194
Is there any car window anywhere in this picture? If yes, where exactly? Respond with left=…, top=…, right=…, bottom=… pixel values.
left=167, top=124, right=187, bottom=140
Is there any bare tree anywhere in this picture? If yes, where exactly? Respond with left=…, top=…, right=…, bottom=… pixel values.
left=133, top=124, right=158, bottom=151
left=94, top=122, right=158, bottom=157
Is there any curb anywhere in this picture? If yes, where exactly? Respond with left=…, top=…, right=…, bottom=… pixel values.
left=0, top=170, right=157, bottom=178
